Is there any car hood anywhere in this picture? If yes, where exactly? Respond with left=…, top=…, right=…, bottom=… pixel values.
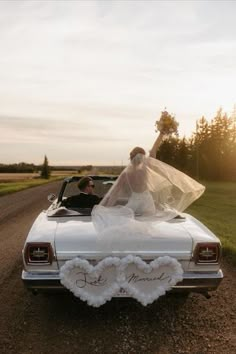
left=53, top=215, right=209, bottom=260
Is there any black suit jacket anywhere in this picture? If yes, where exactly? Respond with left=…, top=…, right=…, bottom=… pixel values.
left=64, top=193, right=101, bottom=208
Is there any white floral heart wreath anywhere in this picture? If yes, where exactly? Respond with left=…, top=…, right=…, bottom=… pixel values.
left=60, top=255, right=183, bottom=307
left=60, top=256, right=121, bottom=307
left=118, top=255, right=183, bottom=306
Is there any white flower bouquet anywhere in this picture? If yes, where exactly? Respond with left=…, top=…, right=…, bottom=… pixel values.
left=155, top=110, right=179, bottom=136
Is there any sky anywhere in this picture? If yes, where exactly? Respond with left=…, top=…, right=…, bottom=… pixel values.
left=1, top=0, right=236, bottom=166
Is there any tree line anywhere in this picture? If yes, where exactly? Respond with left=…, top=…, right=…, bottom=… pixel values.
left=0, top=162, right=36, bottom=173
left=0, top=156, right=51, bottom=179
left=156, top=108, right=236, bottom=181
left=1, top=108, right=236, bottom=181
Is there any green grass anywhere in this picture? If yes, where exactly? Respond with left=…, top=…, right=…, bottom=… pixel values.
left=187, top=181, right=236, bottom=264
left=0, top=177, right=63, bottom=196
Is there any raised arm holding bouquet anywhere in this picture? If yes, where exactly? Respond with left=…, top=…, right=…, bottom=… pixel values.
left=150, top=110, right=178, bottom=157
left=92, top=111, right=205, bottom=241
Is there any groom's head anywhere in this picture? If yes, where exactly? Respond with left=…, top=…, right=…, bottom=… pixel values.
left=78, top=176, right=95, bottom=195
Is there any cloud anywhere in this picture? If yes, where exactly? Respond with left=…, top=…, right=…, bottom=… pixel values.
left=0, top=1, right=235, bottom=164
left=0, top=115, right=129, bottom=145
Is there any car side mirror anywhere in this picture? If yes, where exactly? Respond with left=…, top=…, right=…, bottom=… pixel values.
left=48, top=193, right=56, bottom=203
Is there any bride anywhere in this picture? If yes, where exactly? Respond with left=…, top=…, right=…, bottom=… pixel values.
left=92, top=132, right=205, bottom=243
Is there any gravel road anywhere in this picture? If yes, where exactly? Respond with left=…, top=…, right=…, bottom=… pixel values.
left=0, top=181, right=235, bottom=354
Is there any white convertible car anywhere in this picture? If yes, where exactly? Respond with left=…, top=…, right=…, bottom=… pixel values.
left=22, top=176, right=223, bottom=307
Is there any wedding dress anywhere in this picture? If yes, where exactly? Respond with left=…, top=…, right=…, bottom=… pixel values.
left=92, top=154, right=205, bottom=250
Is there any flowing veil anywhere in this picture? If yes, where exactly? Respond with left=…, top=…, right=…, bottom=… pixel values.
left=92, top=154, right=205, bottom=250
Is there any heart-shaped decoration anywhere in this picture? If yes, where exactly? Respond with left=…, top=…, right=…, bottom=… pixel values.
left=118, top=255, right=183, bottom=306
left=60, top=257, right=121, bottom=307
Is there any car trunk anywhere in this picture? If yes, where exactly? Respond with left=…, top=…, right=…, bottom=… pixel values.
left=55, top=217, right=194, bottom=270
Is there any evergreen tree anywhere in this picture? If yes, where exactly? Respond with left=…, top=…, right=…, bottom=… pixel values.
left=156, top=136, right=178, bottom=167
left=40, top=155, right=50, bottom=179
left=195, top=116, right=211, bottom=179
left=155, top=106, right=236, bottom=181
left=175, top=137, right=189, bottom=173
left=190, top=108, right=236, bottom=180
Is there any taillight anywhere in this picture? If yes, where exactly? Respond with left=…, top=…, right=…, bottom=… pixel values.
left=24, top=243, right=53, bottom=265
left=194, top=243, right=221, bottom=264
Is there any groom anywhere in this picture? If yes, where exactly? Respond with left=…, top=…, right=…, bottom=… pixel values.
left=63, top=176, right=102, bottom=208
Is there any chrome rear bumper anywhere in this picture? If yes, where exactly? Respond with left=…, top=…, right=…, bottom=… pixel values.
left=22, top=269, right=223, bottom=295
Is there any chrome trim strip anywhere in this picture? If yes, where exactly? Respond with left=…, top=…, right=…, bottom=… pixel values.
left=56, top=251, right=192, bottom=260
left=22, top=269, right=223, bottom=293
left=57, top=251, right=191, bottom=254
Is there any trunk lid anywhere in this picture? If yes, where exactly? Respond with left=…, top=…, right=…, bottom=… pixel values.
left=54, top=216, right=194, bottom=263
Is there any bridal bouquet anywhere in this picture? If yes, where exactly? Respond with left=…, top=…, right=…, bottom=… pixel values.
left=155, top=110, right=179, bottom=136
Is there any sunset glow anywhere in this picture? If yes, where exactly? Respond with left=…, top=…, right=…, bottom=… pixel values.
left=0, top=0, right=236, bottom=165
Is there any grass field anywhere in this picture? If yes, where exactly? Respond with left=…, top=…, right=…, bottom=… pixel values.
left=187, top=181, right=236, bottom=264
left=0, top=172, right=40, bottom=182
left=0, top=175, right=235, bottom=263
left=0, top=177, right=63, bottom=196
left=0, top=171, right=74, bottom=196
left=0, top=171, right=77, bottom=182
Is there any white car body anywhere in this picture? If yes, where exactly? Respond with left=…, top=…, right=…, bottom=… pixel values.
left=22, top=176, right=223, bottom=302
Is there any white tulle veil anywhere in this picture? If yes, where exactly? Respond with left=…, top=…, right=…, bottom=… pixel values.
left=92, top=154, right=205, bottom=249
